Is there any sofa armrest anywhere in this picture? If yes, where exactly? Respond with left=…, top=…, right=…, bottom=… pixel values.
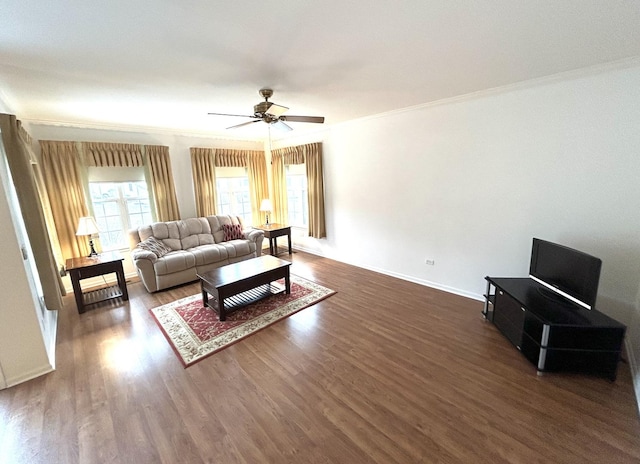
left=131, top=248, right=158, bottom=263
left=130, top=248, right=160, bottom=292
left=243, top=228, right=265, bottom=257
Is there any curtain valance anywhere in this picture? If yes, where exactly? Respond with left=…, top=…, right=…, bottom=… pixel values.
left=83, top=142, right=144, bottom=167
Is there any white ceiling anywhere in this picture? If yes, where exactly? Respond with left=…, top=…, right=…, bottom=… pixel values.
left=1, top=1, right=640, bottom=140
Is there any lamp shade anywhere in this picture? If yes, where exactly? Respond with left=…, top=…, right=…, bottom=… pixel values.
left=76, top=216, right=99, bottom=236
left=260, top=199, right=273, bottom=212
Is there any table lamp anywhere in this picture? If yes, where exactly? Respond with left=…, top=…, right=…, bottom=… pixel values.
left=76, top=216, right=100, bottom=257
left=260, top=199, right=273, bottom=226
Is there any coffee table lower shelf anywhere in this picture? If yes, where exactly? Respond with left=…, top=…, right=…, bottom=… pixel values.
left=203, top=282, right=285, bottom=315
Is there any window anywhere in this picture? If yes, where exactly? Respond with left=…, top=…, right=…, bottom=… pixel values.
left=286, top=164, right=308, bottom=227
left=215, top=167, right=252, bottom=224
left=89, top=181, right=152, bottom=250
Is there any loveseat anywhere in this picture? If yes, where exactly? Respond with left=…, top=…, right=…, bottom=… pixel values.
left=128, top=215, right=264, bottom=292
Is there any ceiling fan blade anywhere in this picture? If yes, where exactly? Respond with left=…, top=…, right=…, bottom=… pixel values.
left=265, top=103, right=289, bottom=117
left=227, top=119, right=262, bottom=130
left=281, top=115, right=325, bottom=124
left=208, top=112, right=256, bottom=118
left=271, top=120, right=293, bottom=132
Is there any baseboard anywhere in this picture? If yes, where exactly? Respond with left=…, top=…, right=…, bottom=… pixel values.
left=291, top=245, right=483, bottom=302
left=5, top=363, right=54, bottom=389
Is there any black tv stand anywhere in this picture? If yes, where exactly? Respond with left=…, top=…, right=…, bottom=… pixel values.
left=483, top=276, right=626, bottom=380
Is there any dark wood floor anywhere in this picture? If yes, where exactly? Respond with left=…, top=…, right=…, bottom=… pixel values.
left=1, top=251, right=640, bottom=463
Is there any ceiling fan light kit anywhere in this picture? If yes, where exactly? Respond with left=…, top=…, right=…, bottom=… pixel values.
left=208, top=88, right=325, bottom=132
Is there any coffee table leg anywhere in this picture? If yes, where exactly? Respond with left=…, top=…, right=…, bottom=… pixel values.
left=219, top=297, right=226, bottom=321
left=201, top=283, right=208, bottom=307
left=285, top=270, right=291, bottom=294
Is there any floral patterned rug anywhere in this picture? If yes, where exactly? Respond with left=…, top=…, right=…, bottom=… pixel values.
left=149, top=275, right=336, bottom=367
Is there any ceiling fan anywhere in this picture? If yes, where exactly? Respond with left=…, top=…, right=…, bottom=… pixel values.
left=208, top=88, right=325, bottom=132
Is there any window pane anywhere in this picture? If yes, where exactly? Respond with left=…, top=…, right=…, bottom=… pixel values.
left=90, top=180, right=152, bottom=250
left=286, top=169, right=308, bottom=227
left=215, top=174, right=252, bottom=224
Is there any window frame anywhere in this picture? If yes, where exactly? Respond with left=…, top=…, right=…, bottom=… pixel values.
left=89, top=180, right=153, bottom=251
left=215, top=166, right=252, bottom=224
left=285, top=164, right=308, bottom=228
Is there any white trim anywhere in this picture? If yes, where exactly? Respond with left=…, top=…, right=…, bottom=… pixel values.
left=292, top=244, right=483, bottom=301
left=529, top=274, right=591, bottom=310
left=4, top=363, right=54, bottom=389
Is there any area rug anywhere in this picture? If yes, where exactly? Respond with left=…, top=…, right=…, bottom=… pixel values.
left=149, top=275, right=335, bottom=367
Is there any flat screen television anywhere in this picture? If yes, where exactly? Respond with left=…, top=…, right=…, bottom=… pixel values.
left=529, top=238, right=602, bottom=310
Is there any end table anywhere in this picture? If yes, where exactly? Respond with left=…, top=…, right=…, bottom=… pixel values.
left=255, top=223, right=292, bottom=256
left=65, top=251, right=129, bottom=313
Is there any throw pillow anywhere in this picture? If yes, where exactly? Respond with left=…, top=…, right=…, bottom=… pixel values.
left=137, top=236, right=172, bottom=257
left=222, top=223, right=244, bottom=241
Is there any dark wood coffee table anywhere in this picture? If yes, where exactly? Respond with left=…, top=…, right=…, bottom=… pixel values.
left=197, top=255, right=291, bottom=321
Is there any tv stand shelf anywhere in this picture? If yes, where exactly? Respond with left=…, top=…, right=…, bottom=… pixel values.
left=483, top=276, right=626, bottom=380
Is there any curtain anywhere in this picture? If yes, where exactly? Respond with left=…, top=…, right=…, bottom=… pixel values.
left=0, top=115, right=64, bottom=310
left=270, top=151, right=288, bottom=224
left=190, top=147, right=217, bottom=217
left=40, top=140, right=90, bottom=259
left=304, top=143, right=326, bottom=238
left=271, top=142, right=326, bottom=238
left=83, top=142, right=143, bottom=167
left=246, top=151, right=269, bottom=225
left=20, top=125, right=67, bottom=296
left=145, top=145, right=180, bottom=221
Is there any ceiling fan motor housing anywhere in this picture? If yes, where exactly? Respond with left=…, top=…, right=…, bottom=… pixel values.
left=254, top=101, right=271, bottom=117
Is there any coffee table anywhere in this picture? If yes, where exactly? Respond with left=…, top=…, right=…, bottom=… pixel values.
left=197, top=255, right=291, bottom=321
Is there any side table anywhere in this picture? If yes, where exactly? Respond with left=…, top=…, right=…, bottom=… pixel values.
left=65, top=251, right=129, bottom=313
left=254, top=223, right=292, bottom=256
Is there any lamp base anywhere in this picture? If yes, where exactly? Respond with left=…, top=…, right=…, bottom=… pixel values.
left=88, top=238, right=98, bottom=257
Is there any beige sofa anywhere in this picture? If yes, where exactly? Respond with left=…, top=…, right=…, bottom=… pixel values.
left=128, top=215, right=264, bottom=292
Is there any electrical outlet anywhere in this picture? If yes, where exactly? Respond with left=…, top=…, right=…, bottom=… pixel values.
left=425, top=259, right=435, bottom=266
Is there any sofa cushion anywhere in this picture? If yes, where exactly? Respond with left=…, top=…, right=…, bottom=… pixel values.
left=208, top=215, right=243, bottom=243
left=179, top=217, right=215, bottom=249
left=219, top=239, right=254, bottom=258
left=189, top=244, right=228, bottom=266
left=137, top=236, right=172, bottom=257
left=139, top=222, right=182, bottom=250
left=222, top=223, right=244, bottom=241
left=153, top=250, right=196, bottom=276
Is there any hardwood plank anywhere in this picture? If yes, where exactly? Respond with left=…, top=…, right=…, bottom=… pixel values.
left=0, top=251, right=639, bottom=463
